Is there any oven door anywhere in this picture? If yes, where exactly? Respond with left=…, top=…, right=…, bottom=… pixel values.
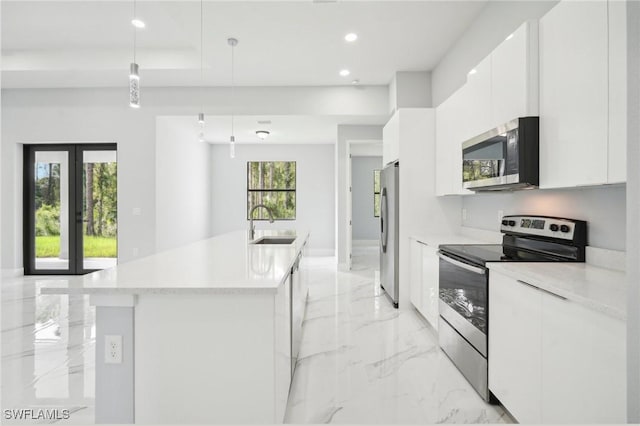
left=437, top=251, right=488, bottom=356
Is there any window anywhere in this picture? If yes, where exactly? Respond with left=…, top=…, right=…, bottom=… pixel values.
left=373, top=169, right=381, bottom=217
left=247, top=161, right=296, bottom=220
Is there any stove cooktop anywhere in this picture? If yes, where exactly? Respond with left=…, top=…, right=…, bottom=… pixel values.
left=438, top=243, right=566, bottom=266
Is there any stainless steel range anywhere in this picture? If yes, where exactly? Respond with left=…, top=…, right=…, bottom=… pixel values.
left=437, top=215, right=587, bottom=402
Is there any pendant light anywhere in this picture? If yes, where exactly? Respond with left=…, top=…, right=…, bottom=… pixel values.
left=197, top=0, right=205, bottom=129
left=129, top=0, right=140, bottom=108
left=228, top=37, right=238, bottom=158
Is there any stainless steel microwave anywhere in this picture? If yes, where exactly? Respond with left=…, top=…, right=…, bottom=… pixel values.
left=462, top=117, right=539, bottom=191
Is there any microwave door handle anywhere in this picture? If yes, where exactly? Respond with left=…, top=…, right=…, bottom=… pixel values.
left=437, top=251, right=486, bottom=275
left=380, top=188, right=388, bottom=253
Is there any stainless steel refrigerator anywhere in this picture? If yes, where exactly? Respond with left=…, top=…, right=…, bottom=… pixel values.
left=379, top=161, right=399, bottom=308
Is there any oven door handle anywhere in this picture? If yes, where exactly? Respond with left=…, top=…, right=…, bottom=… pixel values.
left=437, top=251, right=486, bottom=275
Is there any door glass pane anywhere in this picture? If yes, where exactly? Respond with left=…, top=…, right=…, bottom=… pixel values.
left=34, top=151, right=69, bottom=271
left=82, top=151, right=117, bottom=271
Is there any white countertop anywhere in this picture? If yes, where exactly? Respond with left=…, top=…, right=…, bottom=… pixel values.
left=488, top=262, right=626, bottom=320
left=411, top=227, right=503, bottom=248
left=41, top=229, right=309, bottom=295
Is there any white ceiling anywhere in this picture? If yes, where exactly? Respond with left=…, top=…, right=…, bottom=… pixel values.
left=164, top=114, right=387, bottom=144
left=2, top=1, right=487, bottom=88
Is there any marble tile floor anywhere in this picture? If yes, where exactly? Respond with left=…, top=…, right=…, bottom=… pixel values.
left=1, top=248, right=509, bottom=424
left=1, top=275, right=95, bottom=424
left=285, top=248, right=510, bottom=424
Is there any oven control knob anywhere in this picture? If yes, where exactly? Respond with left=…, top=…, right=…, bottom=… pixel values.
left=508, top=220, right=516, bottom=227
left=560, top=225, right=571, bottom=233
left=550, top=224, right=559, bottom=232
left=501, top=220, right=509, bottom=226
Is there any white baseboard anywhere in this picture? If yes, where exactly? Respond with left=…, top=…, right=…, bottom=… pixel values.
left=307, top=248, right=336, bottom=257
left=352, top=239, right=379, bottom=247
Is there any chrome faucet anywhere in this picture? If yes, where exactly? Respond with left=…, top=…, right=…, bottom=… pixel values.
left=249, top=204, right=275, bottom=240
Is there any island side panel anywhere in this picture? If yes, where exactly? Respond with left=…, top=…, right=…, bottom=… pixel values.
left=95, top=306, right=135, bottom=424
left=134, top=292, right=277, bottom=424
left=274, top=273, right=292, bottom=422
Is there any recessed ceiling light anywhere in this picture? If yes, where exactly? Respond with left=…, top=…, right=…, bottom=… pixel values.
left=345, top=33, right=358, bottom=42
left=131, top=19, right=146, bottom=29
left=339, top=69, right=351, bottom=77
left=256, top=130, right=270, bottom=140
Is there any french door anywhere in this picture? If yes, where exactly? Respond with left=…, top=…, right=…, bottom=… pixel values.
left=24, top=144, right=117, bottom=275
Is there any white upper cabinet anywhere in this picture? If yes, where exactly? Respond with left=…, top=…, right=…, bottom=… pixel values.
left=539, top=0, right=609, bottom=188
left=383, top=111, right=400, bottom=165
left=435, top=21, right=537, bottom=196
left=461, top=56, right=492, bottom=142
left=607, top=0, right=627, bottom=183
left=435, top=86, right=473, bottom=196
left=491, top=21, right=539, bottom=126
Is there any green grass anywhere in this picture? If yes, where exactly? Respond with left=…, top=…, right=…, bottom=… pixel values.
left=36, top=235, right=117, bottom=258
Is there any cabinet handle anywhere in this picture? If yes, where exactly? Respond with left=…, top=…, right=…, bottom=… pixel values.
left=517, top=280, right=567, bottom=300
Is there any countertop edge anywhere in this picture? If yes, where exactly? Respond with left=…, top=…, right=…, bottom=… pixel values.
left=39, top=230, right=309, bottom=296
left=487, top=263, right=626, bottom=321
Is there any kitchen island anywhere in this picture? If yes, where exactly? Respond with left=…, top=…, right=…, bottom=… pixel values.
left=41, top=229, right=310, bottom=424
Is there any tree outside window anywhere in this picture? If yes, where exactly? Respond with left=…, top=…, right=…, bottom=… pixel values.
left=247, top=161, right=296, bottom=220
left=374, top=169, right=381, bottom=217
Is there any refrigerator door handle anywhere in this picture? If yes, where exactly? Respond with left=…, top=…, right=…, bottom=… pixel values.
left=380, top=187, right=388, bottom=253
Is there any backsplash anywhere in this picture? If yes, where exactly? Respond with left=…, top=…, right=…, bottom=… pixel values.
left=461, top=185, right=626, bottom=251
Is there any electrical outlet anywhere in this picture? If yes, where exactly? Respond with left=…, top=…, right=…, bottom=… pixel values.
left=498, top=210, right=504, bottom=222
left=132, top=207, right=142, bottom=216
left=105, top=335, right=123, bottom=364
left=462, top=209, right=467, bottom=221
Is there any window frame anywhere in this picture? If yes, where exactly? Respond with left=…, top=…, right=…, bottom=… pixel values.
left=246, top=161, right=297, bottom=221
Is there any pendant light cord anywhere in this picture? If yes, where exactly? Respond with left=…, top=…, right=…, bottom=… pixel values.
left=133, top=0, right=137, bottom=63
left=200, top=0, right=204, bottom=112
left=231, top=41, right=235, bottom=137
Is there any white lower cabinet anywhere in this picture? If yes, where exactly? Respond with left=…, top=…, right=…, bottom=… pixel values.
left=489, top=270, right=626, bottom=423
left=541, top=293, right=626, bottom=423
left=409, top=239, right=439, bottom=330
left=489, top=271, right=542, bottom=423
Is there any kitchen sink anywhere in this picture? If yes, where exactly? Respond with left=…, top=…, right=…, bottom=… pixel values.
left=251, top=236, right=296, bottom=245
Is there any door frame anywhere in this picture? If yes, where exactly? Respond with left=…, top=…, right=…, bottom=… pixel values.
left=23, top=143, right=117, bottom=275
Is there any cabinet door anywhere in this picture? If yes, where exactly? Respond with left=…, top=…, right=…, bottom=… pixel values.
left=383, top=112, right=400, bottom=165
left=435, top=97, right=454, bottom=196
left=449, top=86, right=473, bottom=195
left=409, top=239, right=423, bottom=310
left=462, top=56, right=492, bottom=141
left=491, top=21, right=538, bottom=127
left=607, top=0, right=627, bottom=183
left=488, top=272, right=542, bottom=423
left=539, top=0, right=608, bottom=188
left=420, top=244, right=439, bottom=330
left=274, top=275, right=291, bottom=422
left=541, top=294, right=626, bottom=423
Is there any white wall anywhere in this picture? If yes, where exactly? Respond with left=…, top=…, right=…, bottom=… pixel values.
left=461, top=186, right=626, bottom=251
left=351, top=156, right=382, bottom=241
left=210, top=143, right=335, bottom=256
left=1, top=85, right=387, bottom=269
left=155, top=117, right=211, bottom=252
left=431, top=0, right=558, bottom=106
left=336, top=125, right=383, bottom=267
